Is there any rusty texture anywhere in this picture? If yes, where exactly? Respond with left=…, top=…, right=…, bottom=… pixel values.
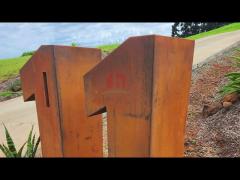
left=84, top=35, right=195, bottom=157
left=20, top=45, right=103, bottom=157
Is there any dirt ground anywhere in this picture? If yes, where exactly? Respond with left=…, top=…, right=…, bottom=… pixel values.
left=0, top=76, right=22, bottom=102
left=185, top=48, right=240, bottom=157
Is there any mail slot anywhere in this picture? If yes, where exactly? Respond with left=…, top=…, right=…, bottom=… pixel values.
left=84, top=35, right=195, bottom=157
left=20, top=45, right=103, bottom=157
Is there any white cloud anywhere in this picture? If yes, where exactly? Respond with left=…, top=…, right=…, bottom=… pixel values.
left=0, top=23, right=173, bottom=59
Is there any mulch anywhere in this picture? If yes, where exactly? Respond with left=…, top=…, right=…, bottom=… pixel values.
left=185, top=48, right=240, bottom=157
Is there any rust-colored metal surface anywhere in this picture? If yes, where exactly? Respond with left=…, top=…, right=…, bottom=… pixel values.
left=20, top=45, right=103, bottom=157
left=84, top=35, right=195, bottom=157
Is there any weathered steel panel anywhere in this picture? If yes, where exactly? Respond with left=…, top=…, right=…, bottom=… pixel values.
left=54, top=46, right=103, bottom=157
left=20, top=45, right=103, bottom=157
left=84, top=35, right=194, bottom=157
left=150, top=36, right=195, bottom=157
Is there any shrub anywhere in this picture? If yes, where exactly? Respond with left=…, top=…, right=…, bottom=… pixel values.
left=8, top=79, right=21, bottom=92
left=219, top=49, right=240, bottom=96
left=21, top=51, right=35, bottom=57
left=71, top=42, right=78, bottom=47
left=0, top=125, right=40, bottom=158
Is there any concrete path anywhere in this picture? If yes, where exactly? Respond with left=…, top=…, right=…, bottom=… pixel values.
left=193, top=30, right=240, bottom=68
left=0, top=97, right=39, bottom=157
left=0, top=30, right=240, bottom=157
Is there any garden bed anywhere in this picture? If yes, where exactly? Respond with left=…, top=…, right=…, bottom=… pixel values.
left=185, top=47, right=240, bottom=157
left=0, top=76, right=22, bottom=102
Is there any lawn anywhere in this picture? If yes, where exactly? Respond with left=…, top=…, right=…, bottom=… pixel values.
left=187, top=22, right=240, bottom=40
left=97, top=43, right=119, bottom=53
left=0, top=45, right=122, bottom=82
left=0, top=55, right=31, bottom=82
left=0, top=45, right=121, bottom=82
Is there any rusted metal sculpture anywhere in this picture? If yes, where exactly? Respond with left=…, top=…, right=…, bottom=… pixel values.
left=20, top=45, right=103, bottom=157
left=84, top=35, right=195, bottom=157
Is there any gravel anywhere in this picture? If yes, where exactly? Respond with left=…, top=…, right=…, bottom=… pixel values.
left=185, top=46, right=240, bottom=157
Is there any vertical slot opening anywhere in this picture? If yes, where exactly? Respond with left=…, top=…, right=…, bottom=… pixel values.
left=102, top=112, right=108, bottom=157
left=43, top=72, right=50, bottom=107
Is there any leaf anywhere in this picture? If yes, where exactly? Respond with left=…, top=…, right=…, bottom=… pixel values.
left=2, top=144, right=15, bottom=157
left=0, top=144, right=9, bottom=157
left=3, top=124, right=17, bottom=156
left=32, top=137, right=41, bottom=157
left=225, top=72, right=240, bottom=77
left=17, top=142, right=26, bottom=157
left=31, top=134, right=36, bottom=157
left=25, top=125, right=34, bottom=157
left=32, top=134, right=36, bottom=148
left=231, top=56, right=240, bottom=61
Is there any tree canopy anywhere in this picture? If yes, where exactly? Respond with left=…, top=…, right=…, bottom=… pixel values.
left=171, top=22, right=230, bottom=38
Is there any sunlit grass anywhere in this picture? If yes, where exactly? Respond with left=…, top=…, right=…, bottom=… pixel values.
left=0, top=55, right=31, bottom=82
left=187, top=23, right=240, bottom=40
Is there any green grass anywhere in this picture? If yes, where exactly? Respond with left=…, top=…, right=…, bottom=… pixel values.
left=0, top=55, right=31, bottom=82
left=0, top=45, right=121, bottom=83
left=1, top=23, right=240, bottom=83
left=187, top=23, right=240, bottom=40
left=0, top=91, right=20, bottom=98
left=97, top=43, right=119, bottom=53
left=0, top=91, right=13, bottom=98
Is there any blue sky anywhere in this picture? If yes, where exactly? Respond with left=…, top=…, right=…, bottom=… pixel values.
left=0, top=23, right=173, bottom=59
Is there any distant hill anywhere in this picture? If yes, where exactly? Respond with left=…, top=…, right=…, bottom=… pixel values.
left=187, top=23, right=240, bottom=40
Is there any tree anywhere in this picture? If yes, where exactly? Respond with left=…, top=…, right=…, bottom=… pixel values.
left=171, top=22, right=231, bottom=38
left=171, top=22, right=183, bottom=37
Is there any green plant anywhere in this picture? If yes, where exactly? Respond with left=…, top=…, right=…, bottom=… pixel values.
left=0, top=91, right=22, bottom=99
left=24, top=125, right=41, bottom=157
left=8, top=79, right=21, bottom=92
left=0, top=91, right=14, bottom=98
left=219, top=49, right=240, bottom=96
left=71, top=42, right=78, bottom=47
left=0, top=124, right=40, bottom=158
left=21, top=51, right=35, bottom=57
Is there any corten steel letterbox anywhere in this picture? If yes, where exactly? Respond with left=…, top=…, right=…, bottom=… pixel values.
left=84, top=35, right=195, bottom=157
left=20, top=45, right=103, bottom=157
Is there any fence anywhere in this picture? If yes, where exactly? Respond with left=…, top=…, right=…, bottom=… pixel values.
left=20, top=35, right=195, bottom=157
